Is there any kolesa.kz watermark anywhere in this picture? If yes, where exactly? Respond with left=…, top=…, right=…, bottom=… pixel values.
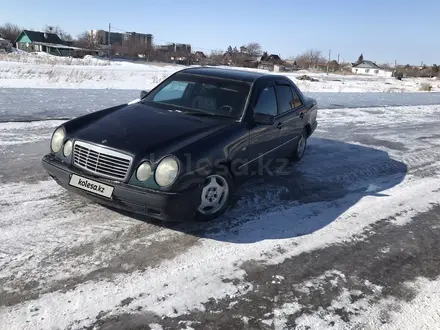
left=77, top=177, right=106, bottom=193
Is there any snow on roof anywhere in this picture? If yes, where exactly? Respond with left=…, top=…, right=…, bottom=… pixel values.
left=352, top=60, right=384, bottom=70
left=31, top=41, right=89, bottom=51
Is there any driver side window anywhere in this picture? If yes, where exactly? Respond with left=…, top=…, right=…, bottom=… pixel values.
left=254, top=86, right=277, bottom=116
left=152, top=81, right=189, bottom=102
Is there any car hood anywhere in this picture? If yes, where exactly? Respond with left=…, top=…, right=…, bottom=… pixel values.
left=73, top=103, right=234, bottom=157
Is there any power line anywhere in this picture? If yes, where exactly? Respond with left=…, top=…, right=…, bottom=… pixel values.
left=109, top=26, right=128, bottom=33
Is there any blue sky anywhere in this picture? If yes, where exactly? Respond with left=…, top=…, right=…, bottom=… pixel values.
left=1, top=0, right=439, bottom=65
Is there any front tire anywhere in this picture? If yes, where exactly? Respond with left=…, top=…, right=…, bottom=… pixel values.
left=290, top=131, right=308, bottom=161
left=195, top=172, right=234, bottom=221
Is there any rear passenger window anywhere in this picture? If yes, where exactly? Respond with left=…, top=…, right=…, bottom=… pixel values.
left=291, top=89, right=303, bottom=108
left=254, top=86, right=277, bottom=116
left=275, top=85, right=294, bottom=114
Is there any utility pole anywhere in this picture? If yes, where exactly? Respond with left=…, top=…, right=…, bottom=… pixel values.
left=326, top=49, right=331, bottom=75
left=337, top=53, right=340, bottom=64
left=108, top=23, right=111, bottom=60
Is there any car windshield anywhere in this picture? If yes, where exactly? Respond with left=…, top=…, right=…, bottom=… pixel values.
left=142, top=72, right=251, bottom=119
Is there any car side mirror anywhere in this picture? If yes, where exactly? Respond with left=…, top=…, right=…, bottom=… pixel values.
left=140, top=90, right=149, bottom=99
left=254, top=112, right=275, bottom=125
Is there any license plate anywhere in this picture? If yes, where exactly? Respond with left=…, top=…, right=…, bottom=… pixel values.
left=69, top=174, right=114, bottom=198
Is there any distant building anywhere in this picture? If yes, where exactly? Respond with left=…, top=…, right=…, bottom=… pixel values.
left=155, top=43, right=192, bottom=63
left=258, top=54, right=284, bottom=71
left=123, top=32, right=153, bottom=47
left=192, top=51, right=211, bottom=64
left=351, top=60, right=393, bottom=77
left=88, top=29, right=153, bottom=50
left=0, top=37, right=12, bottom=52
left=14, top=30, right=95, bottom=57
left=193, top=51, right=206, bottom=60
left=156, top=43, right=191, bottom=54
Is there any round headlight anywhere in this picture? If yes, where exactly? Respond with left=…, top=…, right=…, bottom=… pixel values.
left=155, top=156, right=179, bottom=187
left=136, top=162, right=152, bottom=181
left=51, top=127, right=65, bottom=153
left=63, top=139, right=73, bottom=157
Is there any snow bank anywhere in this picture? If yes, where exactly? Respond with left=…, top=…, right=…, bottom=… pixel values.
left=1, top=54, right=439, bottom=92
left=0, top=52, right=112, bottom=66
left=0, top=60, right=181, bottom=90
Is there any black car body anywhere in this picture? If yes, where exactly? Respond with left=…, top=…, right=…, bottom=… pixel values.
left=42, top=67, right=318, bottom=221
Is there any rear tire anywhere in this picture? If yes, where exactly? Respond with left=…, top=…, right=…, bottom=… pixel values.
left=290, top=131, right=308, bottom=162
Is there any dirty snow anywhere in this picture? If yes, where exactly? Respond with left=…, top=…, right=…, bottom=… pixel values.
left=282, top=275, right=440, bottom=330
left=364, top=277, right=440, bottom=330
left=1, top=174, right=440, bottom=329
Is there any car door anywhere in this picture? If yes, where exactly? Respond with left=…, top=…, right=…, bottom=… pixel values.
left=290, top=81, right=310, bottom=128
left=244, top=82, right=285, bottom=175
left=272, top=81, right=307, bottom=157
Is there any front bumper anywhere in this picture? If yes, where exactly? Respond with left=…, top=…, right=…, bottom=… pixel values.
left=41, top=154, right=202, bottom=222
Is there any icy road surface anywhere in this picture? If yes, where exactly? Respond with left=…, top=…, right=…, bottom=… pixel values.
left=2, top=87, right=440, bottom=122
left=1, top=92, right=440, bottom=330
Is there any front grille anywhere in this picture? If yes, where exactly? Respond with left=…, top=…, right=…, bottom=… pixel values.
left=73, top=140, right=133, bottom=181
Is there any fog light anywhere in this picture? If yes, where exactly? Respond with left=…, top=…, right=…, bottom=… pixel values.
left=63, top=140, right=73, bottom=157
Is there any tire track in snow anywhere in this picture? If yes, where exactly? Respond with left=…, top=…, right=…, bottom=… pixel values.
left=0, top=180, right=198, bottom=308
left=232, top=143, right=440, bottom=220
left=4, top=177, right=439, bottom=330
left=85, top=203, right=440, bottom=330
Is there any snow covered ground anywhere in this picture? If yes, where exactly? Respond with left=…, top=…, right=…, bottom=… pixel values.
left=1, top=91, right=440, bottom=329
left=1, top=53, right=439, bottom=92
left=1, top=52, right=440, bottom=329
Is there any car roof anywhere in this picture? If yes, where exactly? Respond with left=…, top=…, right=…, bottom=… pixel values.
left=178, top=66, right=278, bottom=83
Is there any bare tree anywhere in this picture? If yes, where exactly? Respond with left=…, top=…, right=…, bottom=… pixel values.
left=209, top=49, right=223, bottom=57
left=328, top=60, right=340, bottom=72
left=432, top=64, right=439, bottom=76
left=44, top=25, right=72, bottom=41
left=0, top=22, right=22, bottom=42
left=379, top=62, right=394, bottom=70
left=73, top=31, right=98, bottom=50
left=246, top=42, right=262, bottom=56
left=122, top=39, right=155, bottom=61
left=209, top=49, right=224, bottom=64
left=294, top=49, right=326, bottom=69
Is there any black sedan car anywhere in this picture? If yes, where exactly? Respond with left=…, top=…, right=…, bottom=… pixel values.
left=42, top=67, right=318, bottom=221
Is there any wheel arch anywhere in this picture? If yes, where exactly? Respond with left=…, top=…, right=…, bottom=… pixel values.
left=304, top=123, right=312, bottom=137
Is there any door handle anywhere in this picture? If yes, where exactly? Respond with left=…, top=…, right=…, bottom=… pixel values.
left=299, top=112, right=304, bottom=119
left=276, top=122, right=283, bottom=129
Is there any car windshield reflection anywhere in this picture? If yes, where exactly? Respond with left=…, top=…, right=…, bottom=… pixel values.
left=142, top=72, right=251, bottom=119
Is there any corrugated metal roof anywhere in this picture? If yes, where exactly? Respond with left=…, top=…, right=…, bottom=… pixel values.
left=352, top=60, right=382, bottom=69
left=32, top=41, right=86, bottom=50
left=21, top=30, right=64, bottom=44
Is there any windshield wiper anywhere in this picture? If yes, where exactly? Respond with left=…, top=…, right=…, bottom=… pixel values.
left=179, top=109, right=233, bottom=119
